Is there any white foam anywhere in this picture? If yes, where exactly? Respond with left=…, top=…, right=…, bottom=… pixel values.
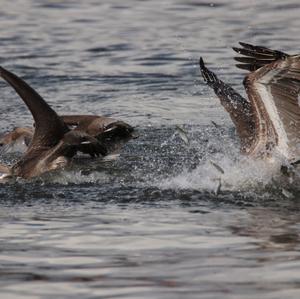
left=158, top=154, right=281, bottom=193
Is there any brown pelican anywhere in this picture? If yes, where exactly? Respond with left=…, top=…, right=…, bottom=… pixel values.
left=199, top=42, right=300, bottom=166
left=0, top=114, right=135, bottom=155
left=0, top=66, right=108, bottom=179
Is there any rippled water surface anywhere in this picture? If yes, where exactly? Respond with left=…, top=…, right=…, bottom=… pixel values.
left=1, top=0, right=300, bottom=298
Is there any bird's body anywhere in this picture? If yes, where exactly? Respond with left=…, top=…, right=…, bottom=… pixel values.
left=200, top=42, right=300, bottom=166
left=0, top=114, right=135, bottom=155
left=0, top=67, right=133, bottom=179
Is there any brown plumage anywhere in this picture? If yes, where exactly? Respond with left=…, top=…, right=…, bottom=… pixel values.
left=0, top=127, right=33, bottom=148
left=199, top=42, right=300, bottom=163
left=61, top=115, right=136, bottom=153
left=233, top=42, right=289, bottom=71
left=0, top=66, right=107, bottom=179
left=199, top=57, right=256, bottom=153
left=0, top=114, right=135, bottom=155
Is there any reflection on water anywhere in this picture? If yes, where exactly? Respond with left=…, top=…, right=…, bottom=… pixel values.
left=1, top=0, right=300, bottom=298
left=2, top=199, right=300, bottom=299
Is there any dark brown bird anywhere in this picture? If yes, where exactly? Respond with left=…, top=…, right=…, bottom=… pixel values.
left=61, top=114, right=136, bottom=154
left=199, top=42, right=300, bottom=164
left=0, top=66, right=107, bottom=179
left=0, top=115, right=136, bottom=155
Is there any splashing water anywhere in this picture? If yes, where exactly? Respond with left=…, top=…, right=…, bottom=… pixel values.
left=0, top=124, right=298, bottom=197
left=159, top=153, right=282, bottom=192
left=156, top=124, right=300, bottom=194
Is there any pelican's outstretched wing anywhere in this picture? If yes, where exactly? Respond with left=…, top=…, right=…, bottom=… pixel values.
left=199, top=57, right=256, bottom=152
left=243, top=55, right=300, bottom=161
left=233, top=42, right=289, bottom=72
left=0, top=67, right=68, bottom=148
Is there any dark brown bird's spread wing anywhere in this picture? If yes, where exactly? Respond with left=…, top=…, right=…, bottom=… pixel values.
left=0, top=67, right=68, bottom=149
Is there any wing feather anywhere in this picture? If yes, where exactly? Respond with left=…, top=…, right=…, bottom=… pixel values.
left=0, top=67, right=68, bottom=148
left=199, top=57, right=256, bottom=152
left=243, top=56, right=300, bottom=161
left=233, top=42, right=289, bottom=71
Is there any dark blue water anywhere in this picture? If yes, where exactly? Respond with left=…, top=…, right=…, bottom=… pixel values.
left=1, top=1, right=300, bottom=298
